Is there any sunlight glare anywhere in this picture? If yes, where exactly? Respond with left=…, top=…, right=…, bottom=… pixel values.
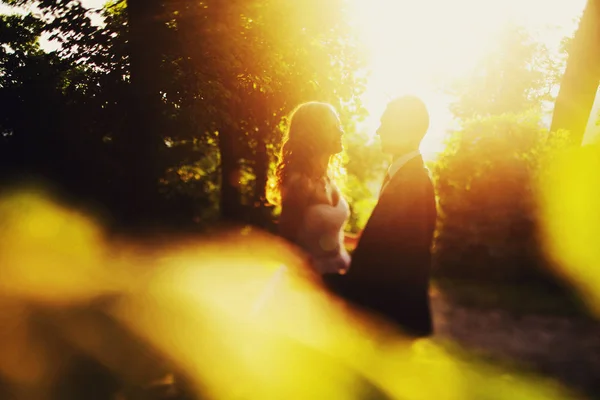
left=0, top=189, right=577, bottom=399
left=349, top=0, right=586, bottom=159
left=539, top=144, right=600, bottom=316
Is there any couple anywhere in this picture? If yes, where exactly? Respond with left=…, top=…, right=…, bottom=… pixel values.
left=276, top=96, right=437, bottom=338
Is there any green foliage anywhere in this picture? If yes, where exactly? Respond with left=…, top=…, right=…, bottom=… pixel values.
left=0, top=13, right=44, bottom=55
left=430, top=113, right=570, bottom=282
left=342, top=131, right=387, bottom=233
left=434, top=23, right=573, bottom=282
left=140, top=0, right=368, bottom=222
left=0, top=0, right=369, bottom=229
left=446, top=24, right=565, bottom=120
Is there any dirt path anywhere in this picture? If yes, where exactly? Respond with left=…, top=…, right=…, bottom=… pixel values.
left=431, top=291, right=600, bottom=399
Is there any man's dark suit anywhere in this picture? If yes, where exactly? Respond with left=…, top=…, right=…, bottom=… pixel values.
left=323, top=155, right=437, bottom=337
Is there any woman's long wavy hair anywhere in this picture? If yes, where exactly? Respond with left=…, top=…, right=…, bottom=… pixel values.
left=270, top=102, right=341, bottom=205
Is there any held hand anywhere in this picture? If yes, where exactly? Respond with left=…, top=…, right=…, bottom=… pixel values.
left=343, top=231, right=361, bottom=252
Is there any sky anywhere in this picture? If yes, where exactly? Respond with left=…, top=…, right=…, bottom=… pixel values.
left=81, top=0, right=106, bottom=9
left=349, top=0, right=589, bottom=158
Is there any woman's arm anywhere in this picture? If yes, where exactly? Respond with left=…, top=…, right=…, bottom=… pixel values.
left=278, top=175, right=313, bottom=243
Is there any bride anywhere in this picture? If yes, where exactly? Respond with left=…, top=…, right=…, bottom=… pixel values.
left=274, top=102, right=351, bottom=275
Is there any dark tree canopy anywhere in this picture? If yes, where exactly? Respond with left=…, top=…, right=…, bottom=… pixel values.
left=0, top=0, right=370, bottom=231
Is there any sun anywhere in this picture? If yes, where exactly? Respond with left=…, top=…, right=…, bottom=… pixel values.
left=348, top=0, right=586, bottom=160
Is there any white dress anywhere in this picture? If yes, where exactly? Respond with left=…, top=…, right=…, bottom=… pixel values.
left=296, top=195, right=351, bottom=275
left=250, top=191, right=350, bottom=317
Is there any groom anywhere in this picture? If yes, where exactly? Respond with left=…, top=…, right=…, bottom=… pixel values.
left=323, top=95, right=437, bottom=338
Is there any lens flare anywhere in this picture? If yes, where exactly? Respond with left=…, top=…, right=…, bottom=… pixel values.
left=539, top=144, right=600, bottom=315
left=0, top=189, right=577, bottom=399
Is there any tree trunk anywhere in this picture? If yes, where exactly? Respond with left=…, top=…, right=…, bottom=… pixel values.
left=250, top=136, right=277, bottom=229
left=253, top=137, right=269, bottom=207
left=550, top=0, right=600, bottom=145
left=218, top=128, right=243, bottom=223
left=123, top=0, right=167, bottom=227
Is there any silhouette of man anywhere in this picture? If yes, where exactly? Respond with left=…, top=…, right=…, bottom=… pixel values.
left=324, top=95, right=437, bottom=337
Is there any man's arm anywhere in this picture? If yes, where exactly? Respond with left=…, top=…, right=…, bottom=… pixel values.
left=321, top=199, right=385, bottom=295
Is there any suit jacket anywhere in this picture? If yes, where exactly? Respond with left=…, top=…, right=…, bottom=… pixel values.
left=323, top=155, right=437, bottom=337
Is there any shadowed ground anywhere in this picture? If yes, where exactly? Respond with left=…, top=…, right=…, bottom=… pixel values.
left=432, top=282, right=600, bottom=399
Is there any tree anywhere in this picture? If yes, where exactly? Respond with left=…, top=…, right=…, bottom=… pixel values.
left=431, top=113, right=569, bottom=281
left=162, top=0, right=367, bottom=223
left=0, top=12, right=61, bottom=179
left=447, top=24, right=564, bottom=120
left=120, top=0, right=171, bottom=223
left=550, top=0, right=600, bottom=146
left=433, top=23, right=572, bottom=282
left=342, top=129, right=388, bottom=232
left=0, top=0, right=148, bottom=227
left=0, top=0, right=369, bottom=230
